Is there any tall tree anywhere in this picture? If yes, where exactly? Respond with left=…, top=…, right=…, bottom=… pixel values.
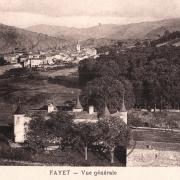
left=97, top=117, right=130, bottom=164
left=72, top=123, right=99, bottom=161
left=26, top=111, right=74, bottom=152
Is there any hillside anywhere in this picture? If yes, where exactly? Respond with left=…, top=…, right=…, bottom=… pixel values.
left=81, top=38, right=118, bottom=48
left=0, top=24, right=69, bottom=53
left=26, top=18, right=180, bottom=41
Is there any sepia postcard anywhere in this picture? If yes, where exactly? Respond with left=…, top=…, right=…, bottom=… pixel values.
left=0, top=0, right=180, bottom=179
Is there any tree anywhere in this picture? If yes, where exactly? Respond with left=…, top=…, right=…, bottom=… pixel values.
left=26, top=111, right=74, bottom=153
left=79, top=39, right=180, bottom=110
left=46, top=111, right=74, bottom=139
left=26, top=113, right=48, bottom=153
left=72, top=123, right=99, bottom=161
left=81, top=76, right=135, bottom=114
left=97, top=117, right=130, bottom=164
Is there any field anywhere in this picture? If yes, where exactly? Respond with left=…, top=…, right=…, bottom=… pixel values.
left=0, top=66, right=80, bottom=124
left=131, top=128, right=180, bottom=144
left=40, top=67, right=78, bottom=77
left=128, top=110, right=180, bottom=129
left=0, top=65, right=16, bottom=76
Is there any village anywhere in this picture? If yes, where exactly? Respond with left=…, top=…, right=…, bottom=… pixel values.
left=2, top=42, right=98, bottom=69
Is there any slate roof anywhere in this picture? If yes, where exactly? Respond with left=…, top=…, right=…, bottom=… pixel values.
left=74, top=97, right=83, bottom=109
left=73, top=111, right=98, bottom=120
left=121, top=101, right=127, bottom=112
left=104, top=103, right=111, bottom=115
left=15, top=103, right=25, bottom=114
left=38, top=103, right=58, bottom=111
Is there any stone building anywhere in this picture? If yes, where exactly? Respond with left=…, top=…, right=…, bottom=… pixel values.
left=72, top=97, right=128, bottom=124
left=13, top=101, right=57, bottom=143
left=13, top=96, right=128, bottom=143
left=111, top=99, right=127, bottom=124
left=14, top=101, right=31, bottom=143
left=72, top=98, right=98, bottom=123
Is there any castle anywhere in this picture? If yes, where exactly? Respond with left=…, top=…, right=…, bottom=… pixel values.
left=13, top=97, right=127, bottom=143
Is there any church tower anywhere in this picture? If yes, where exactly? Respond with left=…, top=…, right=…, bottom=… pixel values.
left=76, top=41, right=81, bottom=53
left=14, top=100, right=31, bottom=143
left=119, top=94, right=127, bottom=124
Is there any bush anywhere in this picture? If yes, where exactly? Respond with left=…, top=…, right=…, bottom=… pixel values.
left=128, top=113, right=144, bottom=127
left=1, top=148, right=32, bottom=161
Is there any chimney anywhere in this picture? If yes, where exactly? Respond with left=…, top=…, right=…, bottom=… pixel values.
left=89, top=105, right=94, bottom=115
left=48, top=103, right=55, bottom=113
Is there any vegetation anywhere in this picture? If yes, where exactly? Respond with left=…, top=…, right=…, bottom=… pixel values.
left=26, top=111, right=74, bottom=153
left=25, top=111, right=129, bottom=165
left=97, top=117, right=130, bottom=164
left=152, top=30, right=180, bottom=46
left=79, top=35, right=180, bottom=112
left=128, top=111, right=180, bottom=129
left=73, top=123, right=99, bottom=161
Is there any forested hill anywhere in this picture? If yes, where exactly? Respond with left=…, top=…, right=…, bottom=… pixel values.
left=78, top=42, right=180, bottom=113
left=152, top=30, right=180, bottom=46
left=0, top=24, right=69, bottom=53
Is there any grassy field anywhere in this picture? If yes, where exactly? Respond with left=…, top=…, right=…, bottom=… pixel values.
left=0, top=65, right=16, bottom=76
left=131, top=128, right=180, bottom=144
left=0, top=67, right=80, bottom=124
left=0, top=146, right=125, bottom=166
left=40, top=67, right=78, bottom=77
left=128, top=110, right=180, bottom=129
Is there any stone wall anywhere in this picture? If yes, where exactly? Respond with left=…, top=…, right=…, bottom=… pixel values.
left=127, top=141, right=180, bottom=166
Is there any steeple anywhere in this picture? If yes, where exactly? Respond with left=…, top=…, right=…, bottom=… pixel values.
left=15, top=99, right=25, bottom=115
left=75, top=97, right=83, bottom=109
left=120, top=91, right=127, bottom=112
left=76, top=40, right=81, bottom=53
left=104, top=102, right=110, bottom=115
left=73, top=96, right=83, bottom=112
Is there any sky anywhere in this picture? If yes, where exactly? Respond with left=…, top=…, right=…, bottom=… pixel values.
left=0, top=0, right=180, bottom=28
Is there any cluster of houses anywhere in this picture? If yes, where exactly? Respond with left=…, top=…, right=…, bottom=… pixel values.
left=3, top=43, right=98, bottom=69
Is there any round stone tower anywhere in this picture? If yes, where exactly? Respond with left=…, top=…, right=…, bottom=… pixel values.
left=14, top=100, right=30, bottom=143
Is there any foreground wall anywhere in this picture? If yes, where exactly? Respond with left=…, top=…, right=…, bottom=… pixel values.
left=127, top=141, right=180, bottom=166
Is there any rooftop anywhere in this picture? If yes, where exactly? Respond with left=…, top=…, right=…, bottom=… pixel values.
left=73, top=111, right=98, bottom=120
left=14, top=101, right=25, bottom=115
left=104, top=103, right=111, bottom=116
left=74, top=97, right=83, bottom=110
